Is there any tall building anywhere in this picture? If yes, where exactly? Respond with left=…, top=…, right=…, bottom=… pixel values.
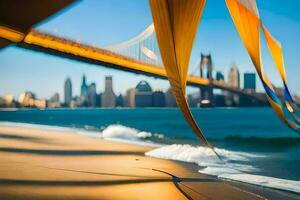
left=225, top=63, right=241, bottom=106
left=244, top=73, right=256, bottom=92
left=152, top=91, right=165, bottom=107
left=135, top=80, right=153, bottom=107
left=64, top=77, right=72, bottom=106
left=228, top=63, right=240, bottom=88
left=101, top=76, right=116, bottom=107
left=80, top=75, right=89, bottom=105
left=125, top=88, right=136, bottom=107
left=88, top=83, right=97, bottom=107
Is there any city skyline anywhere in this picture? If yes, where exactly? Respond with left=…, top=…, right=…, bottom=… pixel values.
left=1, top=66, right=257, bottom=102
left=0, top=0, right=300, bottom=99
left=1, top=66, right=278, bottom=109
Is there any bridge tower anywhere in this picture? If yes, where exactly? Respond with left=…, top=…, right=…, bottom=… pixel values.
left=199, top=54, right=213, bottom=106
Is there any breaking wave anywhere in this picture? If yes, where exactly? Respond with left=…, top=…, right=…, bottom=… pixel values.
left=146, top=144, right=300, bottom=194
left=100, top=124, right=164, bottom=147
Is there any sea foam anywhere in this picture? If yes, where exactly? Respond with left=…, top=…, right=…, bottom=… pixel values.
left=100, top=124, right=164, bottom=147
left=146, top=144, right=300, bottom=194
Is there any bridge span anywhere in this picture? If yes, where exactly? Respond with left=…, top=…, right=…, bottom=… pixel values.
left=0, top=0, right=267, bottom=104
left=14, top=29, right=264, bottom=101
left=0, top=25, right=266, bottom=103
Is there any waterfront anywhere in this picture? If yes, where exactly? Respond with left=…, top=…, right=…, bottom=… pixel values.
left=1, top=107, right=299, bottom=186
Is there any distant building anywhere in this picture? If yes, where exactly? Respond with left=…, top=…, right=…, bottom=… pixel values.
left=116, top=94, right=124, bottom=107
left=88, top=83, right=97, bottom=107
left=165, top=88, right=177, bottom=107
left=70, top=96, right=81, bottom=108
left=135, top=80, right=153, bottom=107
left=48, top=93, right=60, bottom=108
left=80, top=75, right=89, bottom=105
left=125, top=88, right=136, bottom=107
left=18, top=91, right=46, bottom=108
left=226, top=63, right=240, bottom=106
left=101, top=76, right=116, bottom=107
left=228, top=63, right=240, bottom=88
left=216, top=71, right=225, bottom=82
left=244, top=73, right=256, bottom=92
left=152, top=91, right=165, bottom=107
left=18, top=92, right=35, bottom=107
left=64, top=77, right=72, bottom=106
left=33, top=99, right=47, bottom=108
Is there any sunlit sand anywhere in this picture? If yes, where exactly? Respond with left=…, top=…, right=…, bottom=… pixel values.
left=0, top=124, right=298, bottom=200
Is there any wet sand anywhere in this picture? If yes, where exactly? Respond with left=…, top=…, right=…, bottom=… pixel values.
left=0, top=124, right=299, bottom=200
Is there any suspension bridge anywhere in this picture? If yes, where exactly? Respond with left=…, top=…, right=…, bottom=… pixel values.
left=0, top=1, right=266, bottom=104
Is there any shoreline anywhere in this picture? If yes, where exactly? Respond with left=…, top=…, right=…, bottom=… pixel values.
left=0, top=123, right=299, bottom=199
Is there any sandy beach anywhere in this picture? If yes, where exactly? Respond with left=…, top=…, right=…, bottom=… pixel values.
left=0, top=123, right=299, bottom=200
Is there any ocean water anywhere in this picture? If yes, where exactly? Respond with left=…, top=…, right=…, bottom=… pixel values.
left=0, top=107, right=299, bottom=193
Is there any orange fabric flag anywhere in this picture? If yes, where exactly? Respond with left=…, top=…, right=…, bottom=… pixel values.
left=149, top=0, right=215, bottom=148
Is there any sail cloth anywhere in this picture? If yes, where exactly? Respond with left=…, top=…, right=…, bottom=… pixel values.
left=149, top=0, right=215, bottom=148
left=225, top=0, right=300, bottom=132
left=262, top=25, right=300, bottom=125
left=149, top=0, right=299, bottom=149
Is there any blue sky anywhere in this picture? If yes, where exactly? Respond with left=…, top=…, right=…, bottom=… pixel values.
left=0, top=0, right=299, bottom=100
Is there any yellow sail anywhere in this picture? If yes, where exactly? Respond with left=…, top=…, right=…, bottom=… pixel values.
left=226, top=0, right=299, bottom=132
left=149, top=0, right=214, bottom=148
left=262, top=25, right=287, bottom=84
left=262, top=24, right=300, bottom=123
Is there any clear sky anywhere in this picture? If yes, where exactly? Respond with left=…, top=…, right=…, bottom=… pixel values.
left=0, top=0, right=299, bottom=100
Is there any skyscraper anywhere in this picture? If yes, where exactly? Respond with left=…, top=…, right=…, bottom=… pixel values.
left=101, top=76, right=116, bottom=107
left=81, top=75, right=88, bottom=105
left=244, top=73, right=256, bottom=92
left=228, top=63, right=240, bottom=88
left=226, top=63, right=240, bottom=106
left=64, top=77, right=72, bottom=106
left=135, top=80, right=153, bottom=107
left=125, top=88, right=136, bottom=107
left=88, top=83, right=97, bottom=107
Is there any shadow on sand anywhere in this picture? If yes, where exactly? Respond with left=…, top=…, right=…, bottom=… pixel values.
left=0, top=147, right=144, bottom=156
left=0, top=133, right=54, bottom=145
left=0, top=167, right=217, bottom=200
